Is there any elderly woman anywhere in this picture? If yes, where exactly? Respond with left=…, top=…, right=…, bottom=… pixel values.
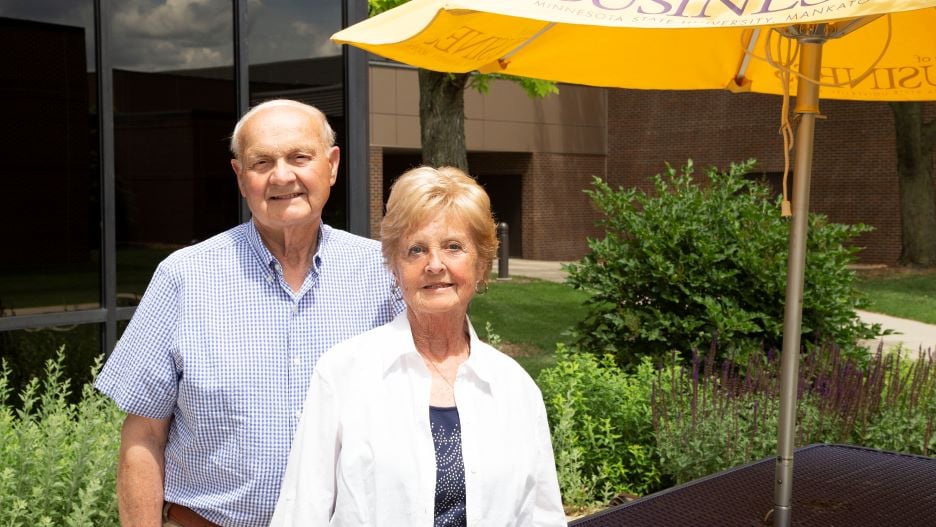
left=271, top=166, right=566, bottom=526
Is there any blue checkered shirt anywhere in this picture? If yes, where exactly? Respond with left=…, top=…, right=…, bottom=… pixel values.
left=96, top=221, right=404, bottom=527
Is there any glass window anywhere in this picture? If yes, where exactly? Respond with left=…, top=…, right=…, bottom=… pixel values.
left=0, top=2, right=100, bottom=316
left=0, top=2, right=355, bottom=364
left=247, top=0, right=347, bottom=227
left=110, top=0, right=238, bottom=304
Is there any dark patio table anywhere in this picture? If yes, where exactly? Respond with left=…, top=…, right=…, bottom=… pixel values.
left=569, top=444, right=936, bottom=526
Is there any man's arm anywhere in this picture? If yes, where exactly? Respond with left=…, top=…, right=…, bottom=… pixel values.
left=117, top=413, right=171, bottom=527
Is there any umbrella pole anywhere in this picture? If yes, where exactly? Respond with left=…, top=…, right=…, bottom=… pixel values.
left=773, top=39, right=823, bottom=527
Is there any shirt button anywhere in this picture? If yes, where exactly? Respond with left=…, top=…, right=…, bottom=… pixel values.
left=265, top=275, right=273, bottom=283
left=275, top=263, right=283, bottom=273
left=292, top=304, right=299, bottom=314
left=292, top=357, right=300, bottom=366
left=294, top=410, right=302, bottom=419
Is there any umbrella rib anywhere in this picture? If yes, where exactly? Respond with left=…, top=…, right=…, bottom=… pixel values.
left=828, top=14, right=883, bottom=38
left=497, top=22, right=556, bottom=68
left=735, top=28, right=761, bottom=86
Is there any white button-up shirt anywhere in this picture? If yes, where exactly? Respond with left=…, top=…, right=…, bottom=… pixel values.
left=271, top=312, right=566, bottom=527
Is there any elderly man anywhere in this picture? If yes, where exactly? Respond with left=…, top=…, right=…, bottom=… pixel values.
left=96, top=100, right=404, bottom=527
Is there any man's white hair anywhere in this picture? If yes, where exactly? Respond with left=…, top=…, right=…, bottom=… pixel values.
left=229, top=99, right=336, bottom=159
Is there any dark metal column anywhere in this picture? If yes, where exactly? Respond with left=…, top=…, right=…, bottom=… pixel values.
left=95, top=0, right=118, bottom=357
left=234, top=0, right=251, bottom=224
left=343, top=0, right=371, bottom=236
left=497, top=223, right=510, bottom=279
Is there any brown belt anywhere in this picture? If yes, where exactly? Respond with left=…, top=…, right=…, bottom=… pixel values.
left=163, top=503, right=222, bottom=527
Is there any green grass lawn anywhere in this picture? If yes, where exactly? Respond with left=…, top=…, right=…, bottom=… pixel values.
left=469, top=276, right=590, bottom=378
left=470, top=267, right=936, bottom=380
left=856, top=268, right=936, bottom=325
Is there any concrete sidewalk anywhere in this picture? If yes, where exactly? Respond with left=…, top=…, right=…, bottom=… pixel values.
left=857, top=310, right=936, bottom=355
left=495, top=258, right=936, bottom=355
left=493, top=258, right=575, bottom=284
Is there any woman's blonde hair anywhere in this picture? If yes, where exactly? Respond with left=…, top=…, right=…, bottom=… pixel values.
left=381, top=166, right=498, bottom=287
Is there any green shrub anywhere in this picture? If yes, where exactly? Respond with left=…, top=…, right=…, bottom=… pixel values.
left=565, top=159, right=880, bottom=368
left=538, top=345, right=663, bottom=510
left=0, top=348, right=122, bottom=526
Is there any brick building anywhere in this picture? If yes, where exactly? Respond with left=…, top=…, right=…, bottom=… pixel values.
left=369, top=62, right=935, bottom=264
left=608, top=90, right=936, bottom=265
left=368, top=63, right=608, bottom=260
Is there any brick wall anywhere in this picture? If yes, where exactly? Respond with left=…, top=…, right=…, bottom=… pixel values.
left=608, top=90, right=785, bottom=194
left=813, top=99, right=900, bottom=264
left=468, top=152, right=606, bottom=260
left=607, top=90, right=936, bottom=265
left=525, top=153, right=606, bottom=260
left=367, top=150, right=605, bottom=261
left=368, top=145, right=384, bottom=240
left=368, top=96, right=933, bottom=264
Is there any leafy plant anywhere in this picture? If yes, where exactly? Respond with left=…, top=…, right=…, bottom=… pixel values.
left=804, top=345, right=936, bottom=453
left=0, top=323, right=103, bottom=407
left=652, top=342, right=936, bottom=484
left=566, top=159, right=880, bottom=368
left=0, top=348, right=122, bottom=526
left=483, top=321, right=503, bottom=348
left=538, top=346, right=662, bottom=510
left=651, top=346, right=783, bottom=484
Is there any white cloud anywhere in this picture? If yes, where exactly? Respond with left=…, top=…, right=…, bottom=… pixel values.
left=247, top=0, right=342, bottom=64
left=289, top=20, right=342, bottom=57
left=110, top=0, right=233, bottom=70
left=113, top=0, right=230, bottom=42
left=0, top=0, right=343, bottom=72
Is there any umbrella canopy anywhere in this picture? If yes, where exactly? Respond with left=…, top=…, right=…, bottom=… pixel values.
left=333, top=0, right=936, bottom=101
left=333, top=1, right=936, bottom=525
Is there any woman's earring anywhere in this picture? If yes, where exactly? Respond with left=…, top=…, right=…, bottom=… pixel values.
left=475, top=281, right=488, bottom=295
left=392, top=274, right=404, bottom=299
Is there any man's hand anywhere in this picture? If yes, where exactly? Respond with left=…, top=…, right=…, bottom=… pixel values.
left=117, top=413, right=171, bottom=527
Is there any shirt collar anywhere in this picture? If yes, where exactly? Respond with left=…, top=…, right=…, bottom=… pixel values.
left=380, top=311, right=497, bottom=386
left=245, top=220, right=328, bottom=273
left=462, top=318, right=497, bottom=385
left=246, top=220, right=276, bottom=268
left=310, top=223, right=331, bottom=273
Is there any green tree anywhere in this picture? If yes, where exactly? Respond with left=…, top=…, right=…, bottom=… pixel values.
left=890, top=102, right=936, bottom=267
left=368, top=0, right=557, bottom=171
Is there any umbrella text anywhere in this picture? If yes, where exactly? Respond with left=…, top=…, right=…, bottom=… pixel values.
left=548, top=0, right=873, bottom=19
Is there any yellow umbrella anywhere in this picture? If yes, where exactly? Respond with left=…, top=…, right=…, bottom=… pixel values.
left=333, top=0, right=936, bottom=101
left=333, top=1, right=936, bottom=525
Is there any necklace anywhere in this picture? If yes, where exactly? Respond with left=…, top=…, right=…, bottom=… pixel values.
left=419, top=351, right=459, bottom=390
